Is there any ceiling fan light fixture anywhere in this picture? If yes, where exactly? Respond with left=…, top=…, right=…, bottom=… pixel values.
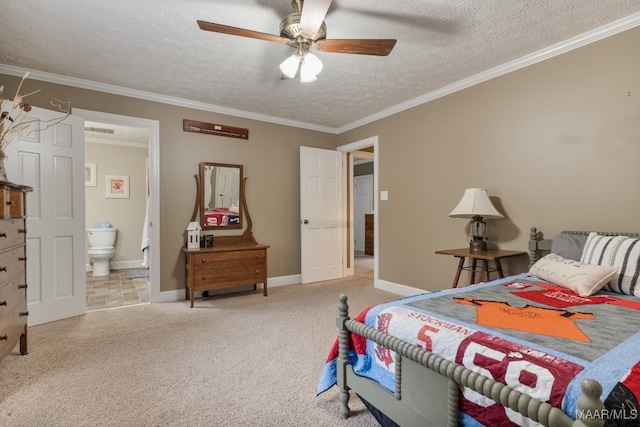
left=300, top=69, right=317, bottom=83
left=300, top=52, right=323, bottom=83
left=304, top=52, right=323, bottom=75
left=279, top=54, right=300, bottom=79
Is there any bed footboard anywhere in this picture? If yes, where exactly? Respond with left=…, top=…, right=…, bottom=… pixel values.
left=336, top=294, right=605, bottom=427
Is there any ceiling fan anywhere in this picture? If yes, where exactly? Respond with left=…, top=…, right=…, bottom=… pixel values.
left=197, top=0, right=396, bottom=82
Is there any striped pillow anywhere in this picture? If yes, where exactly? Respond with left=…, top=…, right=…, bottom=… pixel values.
left=604, top=237, right=640, bottom=296
left=580, top=232, right=626, bottom=266
left=580, top=232, right=640, bottom=296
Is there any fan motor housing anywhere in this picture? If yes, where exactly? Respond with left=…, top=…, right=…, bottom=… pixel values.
left=279, top=12, right=327, bottom=42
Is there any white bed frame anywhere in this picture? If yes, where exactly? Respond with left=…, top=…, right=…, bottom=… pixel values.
left=334, top=227, right=636, bottom=427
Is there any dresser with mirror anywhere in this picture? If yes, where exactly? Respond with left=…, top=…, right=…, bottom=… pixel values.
left=182, top=162, right=269, bottom=307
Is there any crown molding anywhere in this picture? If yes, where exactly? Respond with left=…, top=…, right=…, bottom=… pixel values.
left=337, top=12, right=640, bottom=133
left=0, top=64, right=336, bottom=134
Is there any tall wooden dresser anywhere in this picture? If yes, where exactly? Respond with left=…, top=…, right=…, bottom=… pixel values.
left=364, top=214, right=374, bottom=256
left=0, top=181, right=32, bottom=362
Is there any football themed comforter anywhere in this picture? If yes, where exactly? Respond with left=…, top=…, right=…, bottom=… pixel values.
left=317, top=273, right=640, bottom=426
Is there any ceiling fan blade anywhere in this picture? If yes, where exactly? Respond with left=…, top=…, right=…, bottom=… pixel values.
left=197, top=20, right=289, bottom=44
left=299, top=0, right=333, bottom=37
left=316, top=39, right=397, bottom=56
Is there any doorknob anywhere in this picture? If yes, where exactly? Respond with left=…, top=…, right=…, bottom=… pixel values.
left=303, top=219, right=308, bottom=224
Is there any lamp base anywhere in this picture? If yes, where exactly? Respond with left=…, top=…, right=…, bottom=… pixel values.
left=469, top=240, right=487, bottom=253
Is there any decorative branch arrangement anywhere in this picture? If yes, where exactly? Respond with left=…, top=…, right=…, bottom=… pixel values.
left=0, top=72, right=71, bottom=181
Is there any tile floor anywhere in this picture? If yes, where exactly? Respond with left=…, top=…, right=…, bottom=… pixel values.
left=86, top=268, right=150, bottom=312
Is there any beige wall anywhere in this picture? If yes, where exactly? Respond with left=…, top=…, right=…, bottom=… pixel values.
left=2, top=24, right=639, bottom=294
left=85, top=142, right=148, bottom=266
left=0, top=75, right=337, bottom=292
left=338, top=26, right=640, bottom=291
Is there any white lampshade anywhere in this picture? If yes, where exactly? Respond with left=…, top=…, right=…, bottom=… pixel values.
left=449, top=188, right=503, bottom=219
left=279, top=54, right=300, bottom=79
left=300, top=52, right=323, bottom=83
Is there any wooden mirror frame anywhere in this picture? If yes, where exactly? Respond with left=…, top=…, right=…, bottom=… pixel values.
left=198, top=162, right=243, bottom=230
left=191, top=163, right=256, bottom=245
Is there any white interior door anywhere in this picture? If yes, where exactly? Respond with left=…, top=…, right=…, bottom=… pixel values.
left=4, top=105, right=86, bottom=326
left=354, top=174, right=373, bottom=252
left=300, top=146, right=344, bottom=284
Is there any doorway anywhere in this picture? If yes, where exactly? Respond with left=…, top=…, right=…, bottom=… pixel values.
left=74, top=109, right=160, bottom=306
left=338, top=136, right=378, bottom=284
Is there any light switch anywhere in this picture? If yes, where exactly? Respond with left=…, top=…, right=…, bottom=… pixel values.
left=380, top=190, right=388, bottom=201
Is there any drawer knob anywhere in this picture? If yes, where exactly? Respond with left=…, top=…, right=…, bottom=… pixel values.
left=0, top=266, right=6, bottom=272
left=0, top=232, right=6, bottom=238
left=0, top=300, right=6, bottom=306
left=19, top=311, right=29, bottom=317
left=201, top=275, right=207, bottom=280
left=0, top=335, right=7, bottom=341
left=18, top=229, right=26, bottom=234
left=255, top=269, right=259, bottom=274
left=19, top=256, right=26, bottom=261
left=19, top=284, right=28, bottom=289
left=200, top=258, right=206, bottom=263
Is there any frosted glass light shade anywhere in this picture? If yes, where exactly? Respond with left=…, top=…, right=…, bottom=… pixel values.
left=449, top=188, right=503, bottom=219
left=279, top=54, right=300, bottom=79
left=300, top=52, right=323, bottom=83
left=303, top=52, right=323, bottom=75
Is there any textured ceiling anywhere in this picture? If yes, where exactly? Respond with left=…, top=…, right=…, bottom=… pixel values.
left=1, top=1, right=640, bottom=132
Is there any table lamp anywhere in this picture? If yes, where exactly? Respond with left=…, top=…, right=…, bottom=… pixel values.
left=449, top=188, right=503, bottom=252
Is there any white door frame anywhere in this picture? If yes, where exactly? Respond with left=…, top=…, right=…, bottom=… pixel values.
left=73, top=109, right=161, bottom=303
left=337, top=136, right=378, bottom=284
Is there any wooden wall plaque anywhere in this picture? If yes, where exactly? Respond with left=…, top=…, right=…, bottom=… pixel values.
left=183, top=119, right=249, bottom=140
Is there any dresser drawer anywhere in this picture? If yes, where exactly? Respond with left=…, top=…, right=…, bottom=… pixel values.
left=193, top=264, right=266, bottom=288
left=0, top=247, right=26, bottom=283
left=0, top=218, right=27, bottom=251
left=0, top=278, right=28, bottom=360
left=0, top=189, right=25, bottom=219
left=0, top=273, right=27, bottom=304
left=193, top=249, right=266, bottom=266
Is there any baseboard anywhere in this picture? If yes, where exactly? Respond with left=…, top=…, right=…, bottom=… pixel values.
left=375, top=279, right=426, bottom=297
left=156, top=273, right=302, bottom=303
left=85, top=259, right=145, bottom=272
left=154, top=274, right=423, bottom=304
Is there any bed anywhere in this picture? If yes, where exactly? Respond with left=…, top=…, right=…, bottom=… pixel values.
left=318, top=228, right=640, bottom=427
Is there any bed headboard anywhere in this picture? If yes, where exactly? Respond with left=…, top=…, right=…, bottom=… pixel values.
left=527, top=227, right=640, bottom=267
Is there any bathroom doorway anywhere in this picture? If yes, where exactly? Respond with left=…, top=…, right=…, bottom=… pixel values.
left=75, top=109, right=160, bottom=311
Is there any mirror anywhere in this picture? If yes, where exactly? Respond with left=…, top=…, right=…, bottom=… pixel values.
left=199, top=162, right=243, bottom=229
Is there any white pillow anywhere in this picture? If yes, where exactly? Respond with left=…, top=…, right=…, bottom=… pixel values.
left=529, top=253, right=617, bottom=296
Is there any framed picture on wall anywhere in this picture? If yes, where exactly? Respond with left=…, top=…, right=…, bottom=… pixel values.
left=105, top=175, right=130, bottom=199
left=85, top=163, right=97, bottom=187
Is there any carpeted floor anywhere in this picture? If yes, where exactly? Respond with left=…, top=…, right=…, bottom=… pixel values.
left=0, top=259, right=395, bottom=426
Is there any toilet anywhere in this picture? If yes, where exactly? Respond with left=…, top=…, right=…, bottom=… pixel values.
left=87, top=227, right=117, bottom=276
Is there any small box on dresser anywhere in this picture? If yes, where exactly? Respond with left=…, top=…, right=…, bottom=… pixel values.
left=0, top=181, right=32, bottom=362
